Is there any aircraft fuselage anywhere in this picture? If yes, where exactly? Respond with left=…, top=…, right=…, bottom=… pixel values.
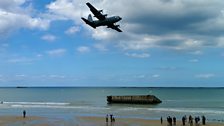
left=93, top=16, right=122, bottom=27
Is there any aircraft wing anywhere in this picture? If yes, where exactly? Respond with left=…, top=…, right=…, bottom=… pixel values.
left=86, top=2, right=106, bottom=20
left=107, top=24, right=122, bottom=32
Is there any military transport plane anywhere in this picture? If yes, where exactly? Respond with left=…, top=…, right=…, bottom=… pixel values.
left=81, top=2, right=122, bottom=32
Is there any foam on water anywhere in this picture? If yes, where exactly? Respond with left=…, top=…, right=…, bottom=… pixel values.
left=3, top=101, right=70, bottom=105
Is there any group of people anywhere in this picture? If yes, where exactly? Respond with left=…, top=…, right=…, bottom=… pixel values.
left=163, top=116, right=177, bottom=125
left=161, top=116, right=176, bottom=125
left=182, top=115, right=206, bottom=126
left=161, top=115, right=206, bottom=126
left=106, top=114, right=115, bottom=123
left=185, top=115, right=201, bottom=126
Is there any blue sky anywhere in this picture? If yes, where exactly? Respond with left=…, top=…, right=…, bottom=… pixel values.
left=0, top=0, right=224, bottom=87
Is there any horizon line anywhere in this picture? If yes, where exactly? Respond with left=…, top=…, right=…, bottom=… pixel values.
left=0, top=86, right=224, bottom=89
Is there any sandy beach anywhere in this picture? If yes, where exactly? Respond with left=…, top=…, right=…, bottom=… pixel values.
left=0, top=115, right=223, bottom=126
left=0, top=116, right=67, bottom=126
left=77, top=116, right=224, bottom=126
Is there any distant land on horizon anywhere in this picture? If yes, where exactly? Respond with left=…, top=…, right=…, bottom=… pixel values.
left=0, top=86, right=223, bottom=89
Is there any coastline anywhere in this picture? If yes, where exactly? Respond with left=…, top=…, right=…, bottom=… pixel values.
left=0, top=115, right=223, bottom=126
left=0, top=87, right=223, bottom=125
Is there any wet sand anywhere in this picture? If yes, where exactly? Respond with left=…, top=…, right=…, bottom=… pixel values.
left=0, top=115, right=223, bottom=126
left=0, top=116, right=64, bottom=126
left=0, top=116, right=42, bottom=126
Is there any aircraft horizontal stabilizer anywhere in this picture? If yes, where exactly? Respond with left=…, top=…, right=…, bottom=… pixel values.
left=81, top=17, right=96, bottom=28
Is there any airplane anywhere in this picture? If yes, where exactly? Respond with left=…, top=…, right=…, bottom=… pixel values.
left=81, top=2, right=122, bottom=32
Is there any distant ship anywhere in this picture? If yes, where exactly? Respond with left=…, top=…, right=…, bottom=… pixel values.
left=16, top=86, right=28, bottom=88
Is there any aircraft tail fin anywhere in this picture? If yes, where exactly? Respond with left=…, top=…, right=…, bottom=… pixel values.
left=81, top=17, right=96, bottom=29
left=88, top=14, right=93, bottom=22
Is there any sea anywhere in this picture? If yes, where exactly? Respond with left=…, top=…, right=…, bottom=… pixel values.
left=0, top=87, right=223, bottom=122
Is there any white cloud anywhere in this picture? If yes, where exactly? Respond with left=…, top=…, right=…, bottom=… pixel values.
left=0, top=0, right=26, bottom=10
left=41, top=34, right=56, bottom=42
left=36, top=54, right=43, bottom=58
left=91, top=27, right=117, bottom=40
left=125, top=52, right=150, bottom=58
left=65, top=26, right=80, bottom=35
left=195, top=73, right=215, bottom=79
left=118, top=34, right=158, bottom=50
left=2, top=0, right=224, bottom=54
left=0, top=0, right=50, bottom=36
left=46, top=48, right=66, bottom=57
left=7, top=57, right=35, bottom=63
left=189, top=59, right=199, bottom=63
left=152, top=74, right=160, bottom=78
left=45, top=0, right=224, bottom=52
left=15, top=74, right=26, bottom=77
left=217, top=37, right=224, bottom=47
left=0, top=74, right=70, bottom=84
left=4, top=53, right=43, bottom=64
left=46, top=0, right=88, bottom=23
left=190, top=50, right=203, bottom=55
left=94, top=44, right=108, bottom=51
left=49, top=75, right=66, bottom=79
left=183, top=40, right=203, bottom=49
left=77, top=46, right=90, bottom=53
left=134, top=74, right=146, bottom=79
left=158, top=66, right=178, bottom=71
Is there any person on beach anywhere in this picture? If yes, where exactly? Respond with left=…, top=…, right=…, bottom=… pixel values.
left=110, top=114, right=113, bottom=122
left=195, top=116, right=200, bottom=125
left=23, top=110, right=26, bottom=118
left=160, top=116, right=163, bottom=124
left=189, top=115, right=193, bottom=126
left=167, top=116, right=172, bottom=126
left=202, top=115, right=206, bottom=125
left=106, top=114, right=108, bottom=123
left=112, top=116, right=115, bottom=122
left=167, top=116, right=169, bottom=125
left=195, top=116, right=198, bottom=125
left=182, top=116, right=186, bottom=125
left=173, top=116, right=176, bottom=125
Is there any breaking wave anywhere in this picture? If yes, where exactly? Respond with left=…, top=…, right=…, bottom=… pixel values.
left=116, top=107, right=224, bottom=115
left=0, top=101, right=70, bottom=108
left=0, top=101, right=110, bottom=110
left=146, top=108, right=224, bottom=114
left=0, top=102, right=223, bottom=115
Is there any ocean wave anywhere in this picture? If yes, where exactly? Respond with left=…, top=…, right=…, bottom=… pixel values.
left=0, top=101, right=110, bottom=110
left=3, top=101, right=70, bottom=106
left=164, top=100, right=224, bottom=102
left=9, top=105, right=111, bottom=111
left=1, top=101, right=223, bottom=115
left=146, top=108, right=224, bottom=114
left=116, top=107, right=224, bottom=115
